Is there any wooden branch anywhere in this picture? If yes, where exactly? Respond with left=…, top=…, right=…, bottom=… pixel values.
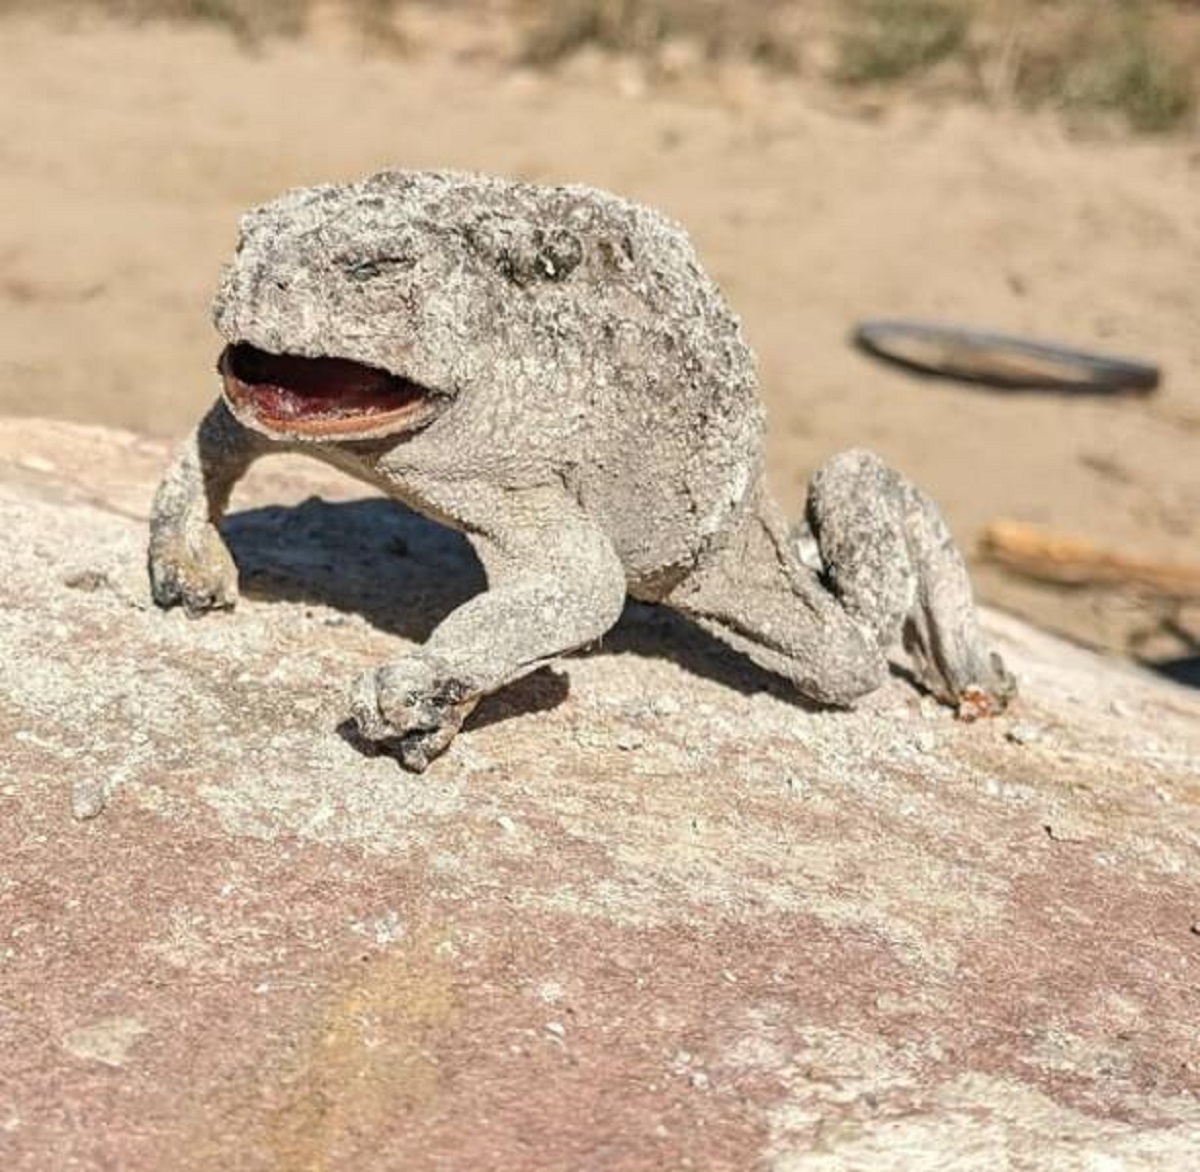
left=977, top=520, right=1200, bottom=598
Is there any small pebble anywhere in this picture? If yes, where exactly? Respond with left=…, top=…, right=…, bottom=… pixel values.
left=912, top=729, right=937, bottom=754
left=652, top=695, right=682, bottom=717
left=63, top=569, right=110, bottom=593
left=373, top=910, right=404, bottom=946
left=70, top=777, right=109, bottom=821
left=537, top=981, right=563, bottom=1004
left=1006, top=722, right=1047, bottom=747
left=545, top=1021, right=565, bottom=1038
left=1043, top=820, right=1088, bottom=844
left=615, top=729, right=645, bottom=751
left=496, top=815, right=517, bottom=834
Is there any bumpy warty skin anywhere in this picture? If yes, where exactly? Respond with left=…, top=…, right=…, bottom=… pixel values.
left=213, top=169, right=764, bottom=591
left=151, top=168, right=1012, bottom=770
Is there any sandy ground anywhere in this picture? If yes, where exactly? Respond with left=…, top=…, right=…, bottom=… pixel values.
left=2, top=14, right=1198, bottom=661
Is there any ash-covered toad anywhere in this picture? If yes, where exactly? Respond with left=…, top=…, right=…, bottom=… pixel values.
left=149, top=169, right=1013, bottom=770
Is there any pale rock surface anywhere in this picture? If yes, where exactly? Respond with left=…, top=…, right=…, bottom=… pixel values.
left=2, top=418, right=1199, bottom=1170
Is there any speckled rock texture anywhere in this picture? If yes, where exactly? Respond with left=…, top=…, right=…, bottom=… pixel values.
left=3, top=418, right=1200, bottom=1171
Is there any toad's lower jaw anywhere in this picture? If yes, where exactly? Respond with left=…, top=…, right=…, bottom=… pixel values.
left=219, top=343, right=434, bottom=439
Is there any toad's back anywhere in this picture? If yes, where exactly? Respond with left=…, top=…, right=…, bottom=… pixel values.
left=441, top=174, right=767, bottom=589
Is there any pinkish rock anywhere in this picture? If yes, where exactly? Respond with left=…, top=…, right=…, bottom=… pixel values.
left=1, top=418, right=1199, bottom=1170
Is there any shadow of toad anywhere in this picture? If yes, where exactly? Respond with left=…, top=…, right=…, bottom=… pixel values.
left=220, top=496, right=822, bottom=743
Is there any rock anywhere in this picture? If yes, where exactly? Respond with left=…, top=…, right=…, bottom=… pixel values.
left=69, top=775, right=110, bottom=821
left=1006, top=720, right=1049, bottom=747
left=2, top=417, right=1200, bottom=1170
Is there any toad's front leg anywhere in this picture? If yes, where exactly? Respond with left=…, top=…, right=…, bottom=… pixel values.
left=148, top=398, right=280, bottom=615
left=350, top=485, right=627, bottom=771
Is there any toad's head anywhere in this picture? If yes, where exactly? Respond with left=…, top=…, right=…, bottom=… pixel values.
left=212, top=168, right=598, bottom=443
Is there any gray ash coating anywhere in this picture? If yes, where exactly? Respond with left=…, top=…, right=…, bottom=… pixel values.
left=152, top=168, right=1012, bottom=771
left=214, top=169, right=763, bottom=581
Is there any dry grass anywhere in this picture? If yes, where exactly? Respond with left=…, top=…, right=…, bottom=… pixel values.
left=0, top=0, right=402, bottom=42
left=836, top=0, right=970, bottom=84
left=0, top=0, right=1195, bottom=131
left=517, top=0, right=800, bottom=71
left=516, top=0, right=1196, bottom=130
left=1002, top=1, right=1196, bottom=133
left=0, top=0, right=302, bottom=38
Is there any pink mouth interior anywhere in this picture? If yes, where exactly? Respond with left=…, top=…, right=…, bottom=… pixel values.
left=221, top=343, right=427, bottom=431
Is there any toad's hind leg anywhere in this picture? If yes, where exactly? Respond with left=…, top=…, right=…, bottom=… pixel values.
left=664, top=449, right=1014, bottom=714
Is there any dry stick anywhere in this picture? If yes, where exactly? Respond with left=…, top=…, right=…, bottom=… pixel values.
left=978, top=520, right=1200, bottom=598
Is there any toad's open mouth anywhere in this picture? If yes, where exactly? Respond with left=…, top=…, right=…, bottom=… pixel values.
left=220, top=343, right=432, bottom=438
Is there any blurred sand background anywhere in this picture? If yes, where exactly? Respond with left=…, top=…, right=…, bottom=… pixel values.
left=1, top=0, right=1198, bottom=668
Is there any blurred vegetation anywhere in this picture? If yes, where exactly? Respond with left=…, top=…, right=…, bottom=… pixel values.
left=518, top=0, right=800, bottom=70
left=519, top=0, right=1197, bottom=131
left=0, top=0, right=400, bottom=42
left=836, top=0, right=970, bottom=83
left=1, top=0, right=1195, bottom=132
left=0, top=0, right=302, bottom=38
left=1006, top=1, right=1195, bottom=132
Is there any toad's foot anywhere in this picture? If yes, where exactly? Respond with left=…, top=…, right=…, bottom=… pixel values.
left=904, top=632, right=1016, bottom=721
left=148, top=522, right=239, bottom=616
left=349, top=657, right=479, bottom=772
left=805, top=449, right=1017, bottom=717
